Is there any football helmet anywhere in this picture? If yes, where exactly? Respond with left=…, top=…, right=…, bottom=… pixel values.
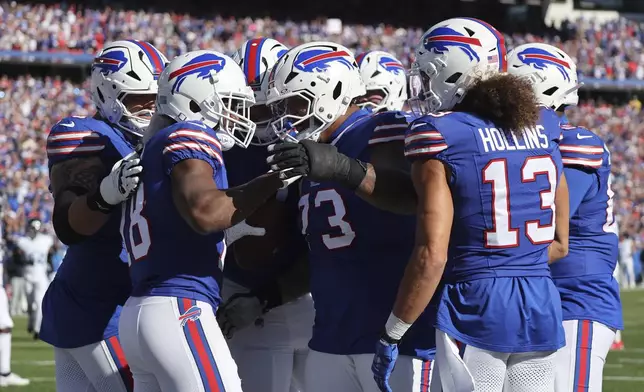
left=265, top=41, right=366, bottom=143
left=355, top=51, right=407, bottom=112
left=156, top=50, right=256, bottom=149
left=232, top=38, right=289, bottom=145
left=507, top=43, right=582, bottom=110
left=410, top=17, right=507, bottom=114
left=90, top=40, right=167, bottom=137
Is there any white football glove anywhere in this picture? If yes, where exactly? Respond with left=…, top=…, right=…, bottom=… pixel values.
left=99, top=151, right=143, bottom=206
left=217, top=293, right=265, bottom=340
left=224, top=219, right=266, bottom=246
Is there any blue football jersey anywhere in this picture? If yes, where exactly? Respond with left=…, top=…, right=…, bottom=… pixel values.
left=404, top=107, right=565, bottom=352
left=121, top=121, right=227, bottom=308
left=301, top=109, right=434, bottom=359
left=41, top=116, right=133, bottom=349
left=550, top=124, right=622, bottom=330
left=222, top=145, right=305, bottom=290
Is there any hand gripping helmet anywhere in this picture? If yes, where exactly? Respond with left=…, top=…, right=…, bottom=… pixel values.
left=156, top=50, right=256, bottom=149
left=232, top=37, right=289, bottom=145
left=507, top=43, right=582, bottom=110
left=265, top=41, right=366, bottom=143
left=410, top=18, right=507, bottom=114
left=90, top=40, right=167, bottom=137
left=355, top=50, right=408, bottom=112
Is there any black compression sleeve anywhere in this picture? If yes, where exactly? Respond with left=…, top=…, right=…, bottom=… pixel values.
left=52, top=204, right=87, bottom=245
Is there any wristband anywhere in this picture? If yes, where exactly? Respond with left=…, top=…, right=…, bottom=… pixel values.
left=385, top=312, right=411, bottom=342
left=86, top=190, right=115, bottom=214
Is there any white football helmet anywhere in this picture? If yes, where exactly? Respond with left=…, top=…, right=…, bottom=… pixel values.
left=265, top=41, right=366, bottom=143
left=90, top=40, right=167, bottom=137
left=411, top=17, right=507, bottom=114
left=355, top=51, right=408, bottom=112
left=156, top=50, right=256, bottom=149
left=507, top=43, right=582, bottom=110
left=232, top=38, right=289, bottom=145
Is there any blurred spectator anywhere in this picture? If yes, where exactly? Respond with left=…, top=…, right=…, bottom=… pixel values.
left=619, top=232, right=637, bottom=289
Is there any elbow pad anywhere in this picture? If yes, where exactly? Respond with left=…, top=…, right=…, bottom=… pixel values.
left=52, top=205, right=88, bottom=245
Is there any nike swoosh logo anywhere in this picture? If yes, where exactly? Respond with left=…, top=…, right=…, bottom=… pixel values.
left=189, top=121, right=207, bottom=129
left=59, top=121, right=75, bottom=128
left=411, top=122, right=427, bottom=130
left=576, top=134, right=593, bottom=140
left=394, top=113, right=409, bottom=119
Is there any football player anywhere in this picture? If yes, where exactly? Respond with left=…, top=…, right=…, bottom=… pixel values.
left=508, top=42, right=622, bottom=392
left=13, top=219, right=53, bottom=340
left=217, top=37, right=314, bottom=392
left=43, top=40, right=165, bottom=392
left=268, top=19, right=571, bottom=392
left=355, top=50, right=408, bottom=113
left=117, top=49, right=291, bottom=391
left=0, top=212, right=29, bottom=386
left=266, top=41, right=436, bottom=392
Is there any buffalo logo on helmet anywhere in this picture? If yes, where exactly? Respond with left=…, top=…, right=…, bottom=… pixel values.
left=92, top=51, right=128, bottom=75
left=423, top=26, right=482, bottom=62
left=378, top=56, right=405, bottom=75
left=294, top=47, right=356, bottom=73
left=517, top=48, right=571, bottom=82
left=168, top=53, right=226, bottom=94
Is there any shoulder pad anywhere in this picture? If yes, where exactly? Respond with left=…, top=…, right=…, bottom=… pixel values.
left=162, top=122, right=223, bottom=166
left=368, top=111, right=413, bottom=145
left=47, top=117, right=110, bottom=161
left=560, top=126, right=604, bottom=170
left=403, top=114, right=448, bottom=161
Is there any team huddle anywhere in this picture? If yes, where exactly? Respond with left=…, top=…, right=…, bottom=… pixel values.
left=38, top=16, right=621, bottom=392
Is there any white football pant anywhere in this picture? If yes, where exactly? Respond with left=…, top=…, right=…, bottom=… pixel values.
left=54, top=338, right=133, bottom=392
left=554, top=320, right=615, bottom=392
left=436, top=330, right=556, bottom=392
left=24, top=265, right=49, bottom=334
left=222, top=278, right=314, bottom=392
left=618, top=255, right=636, bottom=289
left=0, top=287, right=13, bottom=330
left=119, top=295, right=242, bottom=392
left=304, top=349, right=438, bottom=392
left=9, top=276, right=27, bottom=316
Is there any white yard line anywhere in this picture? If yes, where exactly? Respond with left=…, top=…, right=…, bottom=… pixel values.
left=604, top=376, right=644, bottom=382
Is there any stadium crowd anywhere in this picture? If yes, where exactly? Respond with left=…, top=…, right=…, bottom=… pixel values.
left=3, top=2, right=644, bottom=79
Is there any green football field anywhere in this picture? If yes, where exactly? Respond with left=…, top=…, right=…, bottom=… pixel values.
left=5, top=290, right=644, bottom=391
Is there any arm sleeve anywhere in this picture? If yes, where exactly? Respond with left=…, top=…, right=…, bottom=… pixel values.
left=162, top=128, right=224, bottom=177
left=403, top=119, right=447, bottom=163
left=368, top=112, right=411, bottom=146
left=47, top=124, right=108, bottom=165
left=559, top=135, right=604, bottom=170
left=563, top=166, right=596, bottom=218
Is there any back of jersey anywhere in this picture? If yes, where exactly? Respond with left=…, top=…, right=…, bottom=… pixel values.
left=121, top=121, right=228, bottom=308
left=552, top=125, right=618, bottom=277
left=550, top=124, right=621, bottom=330
left=405, top=108, right=563, bottom=282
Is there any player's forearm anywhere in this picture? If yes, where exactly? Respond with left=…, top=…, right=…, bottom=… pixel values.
left=354, top=164, right=417, bottom=215
left=548, top=241, right=568, bottom=264
left=392, top=245, right=446, bottom=325
left=52, top=194, right=110, bottom=244
left=185, top=173, right=283, bottom=234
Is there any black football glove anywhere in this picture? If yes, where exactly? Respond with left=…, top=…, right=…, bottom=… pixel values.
left=266, top=140, right=368, bottom=190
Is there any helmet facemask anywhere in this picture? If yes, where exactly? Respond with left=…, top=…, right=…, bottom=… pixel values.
left=269, top=91, right=328, bottom=143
